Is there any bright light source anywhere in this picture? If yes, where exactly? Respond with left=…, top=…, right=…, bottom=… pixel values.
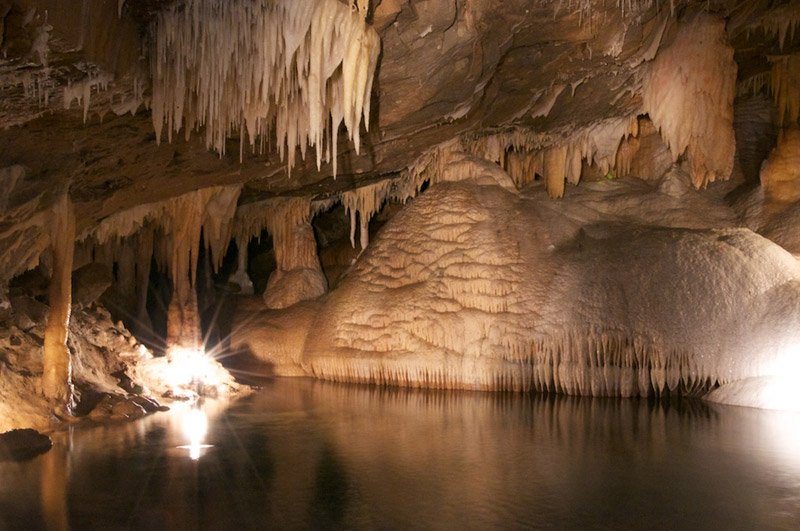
left=163, top=347, right=221, bottom=397
left=764, top=344, right=800, bottom=411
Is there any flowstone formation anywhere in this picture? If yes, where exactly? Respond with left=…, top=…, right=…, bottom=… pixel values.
left=302, top=170, right=800, bottom=400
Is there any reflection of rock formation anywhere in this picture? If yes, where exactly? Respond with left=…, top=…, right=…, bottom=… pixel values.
left=40, top=441, right=69, bottom=531
left=3, top=379, right=800, bottom=529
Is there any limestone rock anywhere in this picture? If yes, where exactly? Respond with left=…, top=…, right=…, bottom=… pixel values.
left=263, top=268, right=327, bottom=310
left=230, top=297, right=322, bottom=376
left=10, top=295, right=49, bottom=332
left=88, top=394, right=146, bottom=421
left=71, top=262, right=112, bottom=307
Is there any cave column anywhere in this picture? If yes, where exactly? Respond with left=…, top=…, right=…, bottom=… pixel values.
left=166, top=193, right=205, bottom=356
left=134, top=227, right=154, bottom=335
left=164, top=186, right=240, bottom=355
left=42, top=194, right=76, bottom=411
left=229, top=239, right=254, bottom=295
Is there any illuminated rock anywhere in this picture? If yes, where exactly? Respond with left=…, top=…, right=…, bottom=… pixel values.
left=643, top=12, right=737, bottom=189
left=42, top=195, right=76, bottom=411
left=303, top=170, right=800, bottom=403
left=760, top=128, right=800, bottom=204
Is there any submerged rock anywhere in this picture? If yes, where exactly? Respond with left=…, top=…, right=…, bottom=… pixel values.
left=88, top=394, right=148, bottom=421
left=0, top=429, right=52, bottom=461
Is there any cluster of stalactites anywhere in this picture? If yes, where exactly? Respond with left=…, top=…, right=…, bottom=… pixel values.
left=642, top=12, right=737, bottom=189
left=769, top=53, right=800, bottom=127
left=744, top=1, right=800, bottom=51
left=78, top=185, right=241, bottom=294
left=150, top=0, right=380, bottom=176
left=309, top=332, right=718, bottom=397
left=397, top=117, right=639, bottom=200
left=233, top=196, right=316, bottom=269
left=471, top=117, right=639, bottom=198
left=234, top=181, right=398, bottom=257
left=340, top=180, right=393, bottom=249
left=532, top=0, right=672, bottom=23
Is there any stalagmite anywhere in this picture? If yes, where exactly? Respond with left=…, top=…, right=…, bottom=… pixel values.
left=760, top=128, right=800, bottom=205
left=150, top=0, right=380, bottom=175
left=642, top=12, right=737, bottom=188
left=260, top=198, right=327, bottom=309
left=42, top=195, right=76, bottom=411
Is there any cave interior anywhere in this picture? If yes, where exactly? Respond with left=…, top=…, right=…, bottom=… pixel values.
left=2, top=0, right=800, bottom=432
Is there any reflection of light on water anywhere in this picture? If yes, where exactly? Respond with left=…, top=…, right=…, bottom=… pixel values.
left=177, top=407, right=213, bottom=460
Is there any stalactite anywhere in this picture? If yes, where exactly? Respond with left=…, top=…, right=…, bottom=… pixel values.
left=543, top=145, right=567, bottom=198
left=63, top=73, right=113, bottom=123
left=202, top=185, right=242, bottom=273
left=42, top=194, right=76, bottom=411
left=769, top=53, right=800, bottom=127
left=150, top=0, right=380, bottom=175
left=77, top=185, right=241, bottom=352
left=642, top=12, right=737, bottom=188
left=745, top=1, right=800, bottom=51
left=456, top=116, right=637, bottom=196
left=340, top=180, right=393, bottom=249
left=164, top=188, right=220, bottom=354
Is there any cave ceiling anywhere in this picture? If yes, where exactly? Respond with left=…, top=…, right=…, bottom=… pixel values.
left=0, top=0, right=798, bottom=236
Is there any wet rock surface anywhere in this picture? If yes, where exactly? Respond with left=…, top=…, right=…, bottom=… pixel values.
left=0, top=428, right=52, bottom=461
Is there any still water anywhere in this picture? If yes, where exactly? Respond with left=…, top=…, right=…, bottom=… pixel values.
left=2, top=378, right=800, bottom=530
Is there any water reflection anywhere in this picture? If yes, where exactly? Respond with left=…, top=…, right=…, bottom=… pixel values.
left=39, top=436, right=69, bottom=531
left=177, top=406, right=211, bottom=460
left=0, top=379, right=799, bottom=530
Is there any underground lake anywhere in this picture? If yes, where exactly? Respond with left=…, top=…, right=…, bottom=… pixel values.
left=2, top=378, right=800, bottom=530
